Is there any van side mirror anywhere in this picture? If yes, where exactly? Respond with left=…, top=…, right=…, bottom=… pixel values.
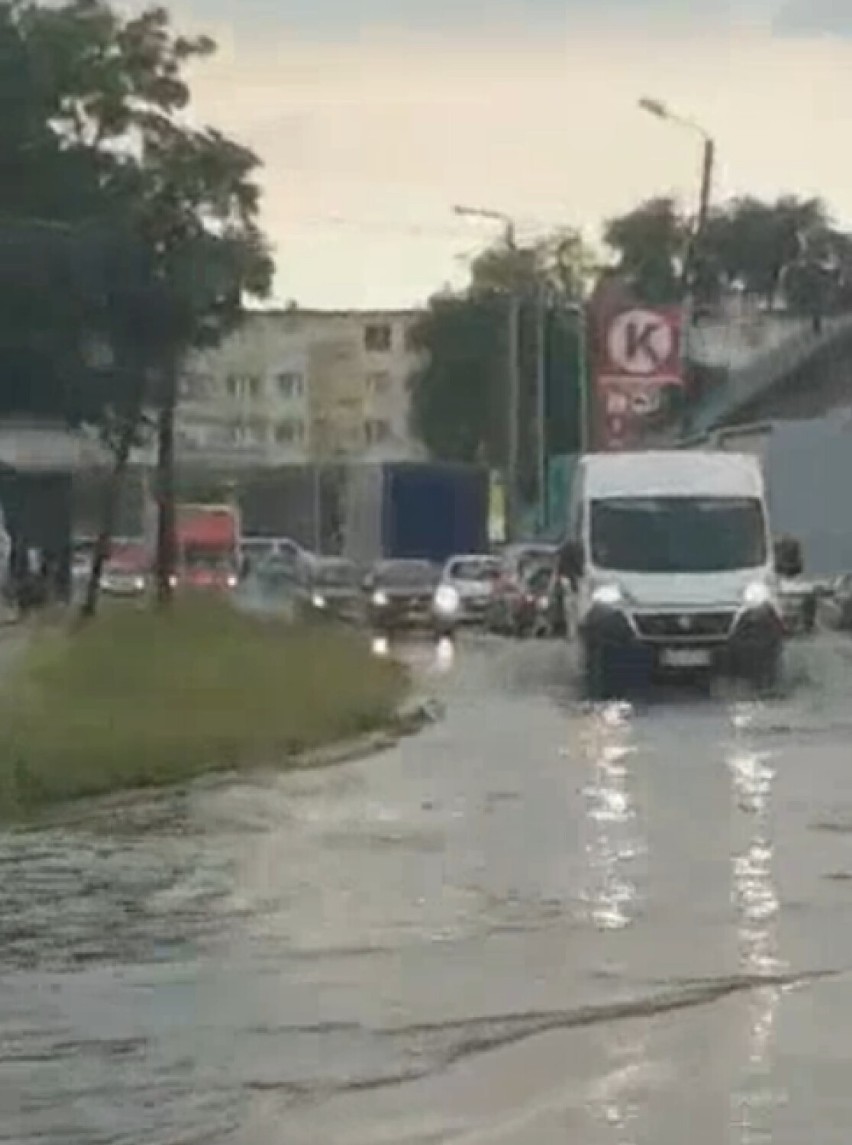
left=774, top=536, right=803, bottom=578
left=558, top=540, right=584, bottom=581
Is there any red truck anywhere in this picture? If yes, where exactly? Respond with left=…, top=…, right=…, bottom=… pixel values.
left=174, top=503, right=241, bottom=591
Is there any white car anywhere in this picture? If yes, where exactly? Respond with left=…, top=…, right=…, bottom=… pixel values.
left=432, top=553, right=501, bottom=635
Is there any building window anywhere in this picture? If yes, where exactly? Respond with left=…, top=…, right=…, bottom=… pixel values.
left=364, top=323, right=392, bottom=353
left=367, top=371, right=392, bottom=395
left=404, top=324, right=420, bottom=352
left=277, top=371, right=304, bottom=399
left=226, top=374, right=263, bottom=400
left=179, top=371, right=212, bottom=400
left=228, top=422, right=263, bottom=446
left=275, top=419, right=305, bottom=445
left=365, top=418, right=391, bottom=444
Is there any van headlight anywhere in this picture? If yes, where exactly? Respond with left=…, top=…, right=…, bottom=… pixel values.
left=743, top=581, right=772, bottom=608
left=434, top=584, right=460, bottom=614
left=372, top=589, right=388, bottom=607
left=592, top=583, right=624, bottom=607
left=312, top=592, right=327, bottom=609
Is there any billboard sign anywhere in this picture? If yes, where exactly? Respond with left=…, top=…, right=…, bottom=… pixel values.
left=593, top=306, right=683, bottom=450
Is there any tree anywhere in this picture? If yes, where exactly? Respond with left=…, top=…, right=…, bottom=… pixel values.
left=8, top=0, right=273, bottom=614
left=603, top=197, right=687, bottom=305
left=706, top=195, right=830, bottom=308
left=410, top=228, right=593, bottom=493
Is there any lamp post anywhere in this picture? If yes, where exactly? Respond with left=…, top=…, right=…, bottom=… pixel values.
left=453, top=204, right=521, bottom=541
left=638, top=97, right=715, bottom=286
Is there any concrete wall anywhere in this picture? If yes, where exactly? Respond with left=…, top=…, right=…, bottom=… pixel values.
left=698, top=417, right=852, bottom=576
left=689, top=315, right=813, bottom=371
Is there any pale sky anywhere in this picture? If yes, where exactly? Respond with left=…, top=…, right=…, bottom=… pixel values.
left=161, top=0, right=852, bottom=307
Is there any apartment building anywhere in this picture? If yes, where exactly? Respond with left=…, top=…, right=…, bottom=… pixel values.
left=176, top=308, right=425, bottom=467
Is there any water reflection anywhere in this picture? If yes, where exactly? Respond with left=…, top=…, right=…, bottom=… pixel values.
left=585, top=1025, right=647, bottom=1144
left=580, top=701, right=644, bottom=933
left=727, top=701, right=787, bottom=1141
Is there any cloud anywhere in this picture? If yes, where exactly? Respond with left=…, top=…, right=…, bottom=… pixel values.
left=173, top=0, right=742, bottom=38
left=773, top=2, right=852, bottom=36
left=175, top=24, right=852, bottom=307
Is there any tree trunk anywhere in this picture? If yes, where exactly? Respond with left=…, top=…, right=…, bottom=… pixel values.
left=155, top=364, right=177, bottom=607
left=79, top=422, right=135, bottom=621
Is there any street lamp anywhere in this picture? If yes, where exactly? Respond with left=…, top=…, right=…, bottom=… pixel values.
left=453, top=204, right=516, bottom=250
left=453, top=203, right=521, bottom=541
left=638, top=96, right=715, bottom=271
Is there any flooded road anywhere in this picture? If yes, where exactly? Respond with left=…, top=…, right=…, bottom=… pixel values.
left=4, top=633, right=852, bottom=1142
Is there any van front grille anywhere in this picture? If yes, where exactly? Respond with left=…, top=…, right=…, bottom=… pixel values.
left=633, top=610, right=735, bottom=640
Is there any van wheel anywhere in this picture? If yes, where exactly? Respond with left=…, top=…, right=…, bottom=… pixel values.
left=750, top=649, right=781, bottom=694
left=583, top=641, right=620, bottom=700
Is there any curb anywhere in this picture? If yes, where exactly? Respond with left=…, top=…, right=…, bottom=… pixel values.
left=13, top=693, right=445, bottom=832
left=290, top=694, right=444, bottom=772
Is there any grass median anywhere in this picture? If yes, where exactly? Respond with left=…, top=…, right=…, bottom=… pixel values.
left=0, top=599, right=408, bottom=817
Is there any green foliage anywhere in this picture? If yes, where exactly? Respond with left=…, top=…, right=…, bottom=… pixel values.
left=0, top=599, right=407, bottom=817
left=409, top=293, right=508, bottom=465
left=603, top=197, right=687, bottom=305
left=604, top=192, right=846, bottom=314
left=409, top=229, right=592, bottom=469
left=0, top=0, right=273, bottom=435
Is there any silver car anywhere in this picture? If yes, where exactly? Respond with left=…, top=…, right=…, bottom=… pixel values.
left=432, top=553, right=501, bottom=635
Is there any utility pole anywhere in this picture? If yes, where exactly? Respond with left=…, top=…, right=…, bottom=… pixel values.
left=638, top=97, right=716, bottom=293
left=535, top=281, right=548, bottom=530
left=454, top=204, right=521, bottom=541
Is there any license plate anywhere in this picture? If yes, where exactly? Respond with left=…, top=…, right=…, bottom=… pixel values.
left=660, top=647, right=712, bottom=668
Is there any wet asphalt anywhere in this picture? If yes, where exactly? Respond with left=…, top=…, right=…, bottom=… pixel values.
left=3, top=631, right=852, bottom=1143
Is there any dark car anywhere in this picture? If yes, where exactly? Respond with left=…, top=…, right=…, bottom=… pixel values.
left=365, top=559, right=438, bottom=632
left=303, top=557, right=362, bottom=623
left=824, top=573, right=852, bottom=631
left=486, top=544, right=557, bottom=636
left=512, top=561, right=560, bottom=638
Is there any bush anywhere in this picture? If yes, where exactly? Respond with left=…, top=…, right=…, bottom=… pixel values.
left=0, top=599, right=407, bottom=816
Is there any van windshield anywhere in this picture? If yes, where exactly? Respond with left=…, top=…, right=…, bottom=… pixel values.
left=590, top=496, right=767, bottom=573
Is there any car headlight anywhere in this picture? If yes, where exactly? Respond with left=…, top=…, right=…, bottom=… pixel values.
left=434, top=584, right=460, bottom=614
left=226, top=574, right=238, bottom=589
left=743, top=581, right=772, bottom=607
left=372, top=590, right=388, bottom=606
left=312, top=592, right=327, bottom=608
left=591, top=583, right=624, bottom=607
left=134, top=576, right=146, bottom=591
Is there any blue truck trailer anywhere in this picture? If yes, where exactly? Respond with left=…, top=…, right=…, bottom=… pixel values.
left=343, top=461, right=490, bottom=567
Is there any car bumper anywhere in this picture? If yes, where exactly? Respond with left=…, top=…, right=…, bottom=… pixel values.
left=102, top=580, right=147, bottom=596
left=580, top=604, right=783, bottom=675
left=368, top=604, right=433, bottom=629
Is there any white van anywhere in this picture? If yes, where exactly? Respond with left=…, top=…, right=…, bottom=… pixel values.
left=559, top=451, right=785, bottom=695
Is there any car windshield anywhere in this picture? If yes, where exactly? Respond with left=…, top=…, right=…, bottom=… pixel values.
left=590, top=496, right=767, bottom=573
left=259, top=556, right=297, bottom=580
left=108, top=546, right=146, bottom=569
left=184, top=549, right=236, bottom=572
left=375, top=561, right=436, bottom=586
left=446, top=558, right=500, bottom=581
left=312, top=561, right=357, bottom=587
left=242, top=540, right=275, bottom=559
